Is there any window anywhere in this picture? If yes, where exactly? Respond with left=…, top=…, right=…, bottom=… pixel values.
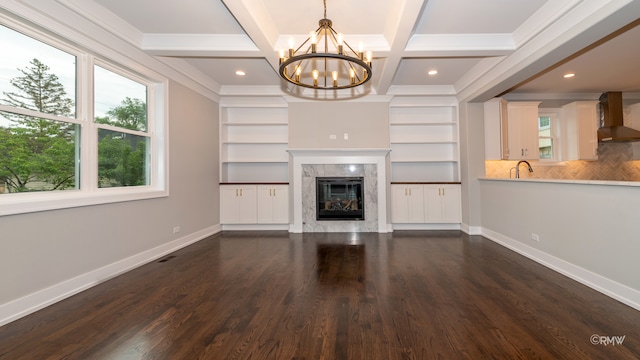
left=0, top=24, right=79, bottom=193
left=0, top=21, right=166, bottom=215
left=538, top=114, right=555, bottom=160
left=94, top=65, right=150, bottom=188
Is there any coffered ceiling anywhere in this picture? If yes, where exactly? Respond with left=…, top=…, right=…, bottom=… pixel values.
left=60, top=0, right=640, bottom=100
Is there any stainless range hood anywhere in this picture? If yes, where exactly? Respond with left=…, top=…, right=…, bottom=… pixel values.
left=597, top=91, right=640, bottom=142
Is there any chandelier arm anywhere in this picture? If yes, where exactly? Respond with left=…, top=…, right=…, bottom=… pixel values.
left=347, top=61, right=363, bottom=83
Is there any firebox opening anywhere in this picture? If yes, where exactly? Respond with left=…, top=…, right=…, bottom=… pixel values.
left=316, top=177, right=364, bottom=221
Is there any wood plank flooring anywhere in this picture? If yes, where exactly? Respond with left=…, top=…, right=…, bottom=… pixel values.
left=1, top=231, right=639, bottom=359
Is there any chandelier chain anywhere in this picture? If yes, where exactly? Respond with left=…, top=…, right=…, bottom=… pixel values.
left=324, top=0, right=327, bottom=19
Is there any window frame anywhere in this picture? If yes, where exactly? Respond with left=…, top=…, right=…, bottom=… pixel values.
left=0, top=17, right=168, bottom=216
left=537, top=112, right=558, bottom=161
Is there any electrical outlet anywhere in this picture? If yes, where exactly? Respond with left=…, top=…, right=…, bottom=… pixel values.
left=531, top=233, right=540, bottom=242
left=344, top=133, right=349, bottom=140
left=173, top=226, right=181, bottom=234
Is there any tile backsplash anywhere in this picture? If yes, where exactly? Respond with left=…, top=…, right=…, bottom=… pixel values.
left=485, top=142, right=640, bottom=181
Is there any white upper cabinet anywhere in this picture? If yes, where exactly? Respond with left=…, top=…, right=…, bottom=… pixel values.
left=484, top=99, right=540, bottom=160
left=562, top=101, right=599, bottom=161
left=505, top=102, right=541, bottom=160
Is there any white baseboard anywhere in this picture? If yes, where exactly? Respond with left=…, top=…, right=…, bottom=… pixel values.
left=392, top=223, right=461, bottom=231
left=221, top=224, right=290, bottom=231
left=461, top=223, right=482, bottom=235
left=0, top=224, right=222, bottom=327
left=482, top=227, right=640, bottom=312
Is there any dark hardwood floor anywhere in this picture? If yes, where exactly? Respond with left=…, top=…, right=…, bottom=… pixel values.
left=1, top=231, right=639, bottom=359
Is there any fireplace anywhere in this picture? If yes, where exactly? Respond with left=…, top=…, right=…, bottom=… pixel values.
left=287, top=148, right=390, bottom=233
left=316, top=177, right=364, bottom=221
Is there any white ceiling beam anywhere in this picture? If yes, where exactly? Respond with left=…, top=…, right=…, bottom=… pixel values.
left=222, top=0, right=283, bottom=71
left=374, top=0, right=426, bottom=95
left=142, top=34, right=259, bottom=57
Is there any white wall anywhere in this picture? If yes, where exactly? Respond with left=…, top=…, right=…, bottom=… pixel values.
left=0, top=80, right=220, bottom=324
left=458, top=102, right=485, bottom=234
left=478, top=179, right=640, bottom=308
left=288, top=101, right=389, bottom=149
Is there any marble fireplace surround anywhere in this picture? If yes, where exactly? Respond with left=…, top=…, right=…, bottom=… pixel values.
left=288, top=149, right=391, bottom=233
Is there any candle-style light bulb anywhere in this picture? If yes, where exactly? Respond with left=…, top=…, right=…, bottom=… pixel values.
left=358, top=41, right=364, bottom=60
left=288, top=37, right=295, bottom=57
left=310, top=31, right=317, bottom=53
left=279, top=49, right=285, bottom=64
left=366, top=51, right=373, bottom=64
left=295, top=67, right=302, bottom=82
left=332, top=71, right=338, bottom=87
left=350, top=69, right=355, bottom=84
left=312, top=69, right=319, bottom=87
left=338, top=33, right=343, bottom=46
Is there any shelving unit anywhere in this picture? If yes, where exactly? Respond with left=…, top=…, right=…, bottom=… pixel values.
left=389, top=101, right=460, bottom=182
left=219, top=98, right=289, bottom=183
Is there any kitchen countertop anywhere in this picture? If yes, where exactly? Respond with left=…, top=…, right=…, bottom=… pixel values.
left=479, top=177, right=640, bottom=187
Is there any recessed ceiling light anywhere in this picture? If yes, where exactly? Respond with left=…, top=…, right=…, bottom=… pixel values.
left=563, top=73, right=575, bottom=78
left=428, top=70, right=438, bottom=76
left=235, top=70, right=246, bottom=76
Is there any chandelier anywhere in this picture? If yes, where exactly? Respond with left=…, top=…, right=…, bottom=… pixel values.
left=278, top=0, right=373, bottom=90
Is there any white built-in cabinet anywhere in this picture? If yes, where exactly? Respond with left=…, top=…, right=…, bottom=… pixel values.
left=423, top=185, right=461, bottom=223
left=391, top=184, right=461, bottom=224
left=388, top=98, right=461, bottom=226
left=220, top=184, right=289, bottom=224
left=391, top=184, right=425, bottom=223
left=219, top=98, right=290, bottom=226
left=562, top=101, right=599, bottom=160
left=484, top=99, right=540, bottom=160
left=220, top=184, right=258, bottom=224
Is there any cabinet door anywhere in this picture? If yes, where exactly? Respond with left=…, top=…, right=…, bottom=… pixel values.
left=237, top=186, right=257, bottom=224
left=220, top=185, right=241, bottom=224
left=391, top=185, right=410, bottom=223
left=423, top=186, right=443, bottom=222
left=257, top=185, right=289, bottom=224
left=576, top=102, right=599, bottom=160
left=440, top=185, right=461, bottom=223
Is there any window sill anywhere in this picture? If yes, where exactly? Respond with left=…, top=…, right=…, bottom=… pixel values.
left=0, top=187, right=168, bottom=216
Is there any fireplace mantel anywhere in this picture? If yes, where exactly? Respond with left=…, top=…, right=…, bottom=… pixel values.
left=287, top=148, right=391, bottom=233
left=287, top=148, right=392, bottom=157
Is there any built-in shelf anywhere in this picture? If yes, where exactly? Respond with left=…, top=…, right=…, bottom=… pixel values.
left=389, top=101, right=460, bottom=183
left=220, top=98, right=289, bottom=183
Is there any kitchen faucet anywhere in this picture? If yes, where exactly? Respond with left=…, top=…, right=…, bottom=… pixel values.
left=515, top=160, right=534, bottom=179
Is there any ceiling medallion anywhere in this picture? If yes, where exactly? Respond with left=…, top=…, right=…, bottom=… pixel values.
left=278, top=0, right=373, bottom=90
